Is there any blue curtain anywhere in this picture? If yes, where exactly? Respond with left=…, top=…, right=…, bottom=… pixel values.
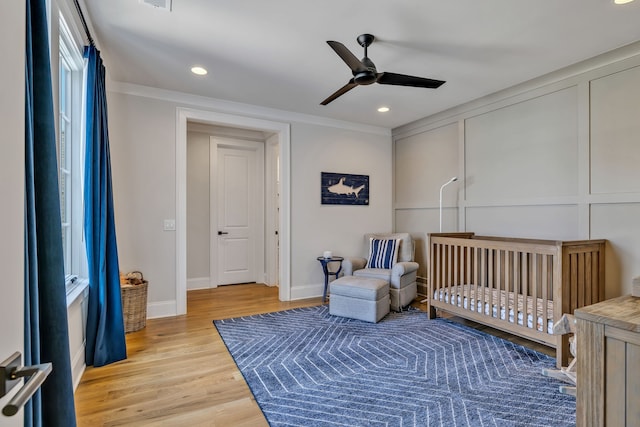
left=83, top=45, right=127, bottom=367
left=24, top=0, right=77, bottom=425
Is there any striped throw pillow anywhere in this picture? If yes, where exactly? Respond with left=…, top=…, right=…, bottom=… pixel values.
left=366, top=238, right=400, bottom=269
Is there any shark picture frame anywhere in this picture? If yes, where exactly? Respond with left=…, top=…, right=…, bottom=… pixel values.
left=321, top=172, right=369, bottom=205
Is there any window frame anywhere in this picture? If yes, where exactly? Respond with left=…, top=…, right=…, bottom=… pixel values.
left=58, top=14, right=88, bottom=295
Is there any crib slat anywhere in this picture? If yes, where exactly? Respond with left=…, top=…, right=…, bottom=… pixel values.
left=570, top=254, right=580, bottom=311
left=523, top=253, right=529, bottom=325
left=587, top=252, right=597, bottom=305
left=487, top=249, right=500, bottom=317
left=510, top=252, right=515, bottom=294
left=463, top=246, right=474, bottom=310
left=438, top=244, right=444, bottom=297
left=439, top=244, right=444, bottom=292
left=473, top=247, right=479, bottom=313
left=533, top=254, right=539, bottom=330
left=514, top=251, right=520, bottom=326
left=576, top=253, right=587, bottom=308
left=433, top=243, right=441, bottom=300
left=447, top=244, right=453, bottom=307
left=498, top=250, right=502, bottom=317
left=506, top=251, right=511, bottom=325
left=541, top=255, right=548, bottom=332
left=578, top=253, right=585, bottom=308
left=597, top=250, right=605, bottom=302
left=453, top=244, right=459, bottom=308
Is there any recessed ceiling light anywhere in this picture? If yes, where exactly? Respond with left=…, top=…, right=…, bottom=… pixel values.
left=614, top=0, right=635, bottom=4
left=191, top=66, right=208, bottom=76
left=377, top=106, right=390, bottom=113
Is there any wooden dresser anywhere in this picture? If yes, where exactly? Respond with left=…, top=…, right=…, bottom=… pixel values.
left=575, top=295, right=640, bottom=427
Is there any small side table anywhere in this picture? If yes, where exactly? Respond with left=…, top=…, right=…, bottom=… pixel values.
left=317, top=256, right=344, bottom=303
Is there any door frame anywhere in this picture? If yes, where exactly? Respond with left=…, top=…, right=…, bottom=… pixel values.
left=209, top=137, right=265, bottom=287
left=176, top=108, right=291, bottom=314
left=265, top=134, right=280, bottom=286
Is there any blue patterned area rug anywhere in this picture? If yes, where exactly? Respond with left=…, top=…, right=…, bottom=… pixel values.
left=213, top=306, right=575, bottom=427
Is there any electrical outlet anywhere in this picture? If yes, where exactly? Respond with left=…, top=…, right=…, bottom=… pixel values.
left=163, top=219, right=176, bottom=231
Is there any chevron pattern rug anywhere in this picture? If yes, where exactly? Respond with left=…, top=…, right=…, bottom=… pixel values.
left=214, top=306, right=575, bottom=427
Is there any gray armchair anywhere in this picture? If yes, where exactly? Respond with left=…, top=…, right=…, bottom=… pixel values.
left=342, top=232, right=419, bottom=311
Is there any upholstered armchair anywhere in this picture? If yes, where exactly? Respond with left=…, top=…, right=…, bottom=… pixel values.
left=342, top=232, right=419, bottom=311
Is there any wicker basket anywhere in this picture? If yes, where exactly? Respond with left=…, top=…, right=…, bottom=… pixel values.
left=121, top=280, right=148, bottom=333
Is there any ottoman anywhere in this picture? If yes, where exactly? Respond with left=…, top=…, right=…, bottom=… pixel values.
left=329, top=276, right=390, bottom=323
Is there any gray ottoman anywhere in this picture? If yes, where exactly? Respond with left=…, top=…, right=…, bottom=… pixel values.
left=329, top=276, right=390, bottom=323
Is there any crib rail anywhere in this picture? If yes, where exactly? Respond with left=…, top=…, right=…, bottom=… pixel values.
left=427, top=232, right=605, bottom=367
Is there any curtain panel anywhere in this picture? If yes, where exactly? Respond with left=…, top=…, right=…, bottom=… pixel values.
left=24, top=0, right=77, bottom=425
left=83, top=45, right=127, bottom=367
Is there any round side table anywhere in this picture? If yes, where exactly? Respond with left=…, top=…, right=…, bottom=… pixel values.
left=317, top=256, right=344, bottom=302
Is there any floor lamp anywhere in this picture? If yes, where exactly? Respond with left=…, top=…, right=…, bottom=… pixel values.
left=439, top=176, right=458, bottom=232
left=422, top=176, right=458, bottom=303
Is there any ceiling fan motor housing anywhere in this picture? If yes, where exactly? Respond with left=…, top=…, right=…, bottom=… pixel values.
left=354, top=71, right=376, bottom=85
left=354, top=56, right=377, bottom=85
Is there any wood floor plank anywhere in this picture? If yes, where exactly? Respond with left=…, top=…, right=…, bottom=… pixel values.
left=74, top=283, right=553, bottom=425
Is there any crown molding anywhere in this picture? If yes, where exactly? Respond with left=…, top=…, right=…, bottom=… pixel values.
left=107, top=81, right=391, bottom=137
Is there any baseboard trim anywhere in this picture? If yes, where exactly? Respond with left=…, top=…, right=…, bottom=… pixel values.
left=290, top=283, right=324, bottom=301
left=187, top=277, right=212, bottom=290
left=147, top=300, right=177, bottom=319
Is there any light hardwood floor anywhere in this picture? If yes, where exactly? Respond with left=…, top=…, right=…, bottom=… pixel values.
left=74, top=284, right=321, bottom=426
left=74, top=283, right=553, bottom=426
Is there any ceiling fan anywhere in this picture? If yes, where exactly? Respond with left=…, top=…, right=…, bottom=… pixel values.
left=321, top=34, right=446, bottom=106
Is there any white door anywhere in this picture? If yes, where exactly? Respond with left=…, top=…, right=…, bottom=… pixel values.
left=211, top=138, right=265, bottom=286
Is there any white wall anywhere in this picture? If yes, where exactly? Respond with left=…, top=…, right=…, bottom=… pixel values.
left=109, top=93, right=178, bottom=312
left=186, top=131, right=211, bottom=285
left=290, top=122, right=393, bottom=299
left=394, top=123, right=459, bottom=282
left=0, top=2, right=25, bottom=425
left=393, top=41, right=640, bottom=298
left=107, top=86, right=392, bottom=314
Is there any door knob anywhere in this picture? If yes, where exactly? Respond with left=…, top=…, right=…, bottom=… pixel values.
left=1, top=352, right=52, bottom=416
left=218, top=231, right=229, bottom=235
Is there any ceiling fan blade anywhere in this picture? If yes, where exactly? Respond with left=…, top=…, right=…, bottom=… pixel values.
left=376, top=72, right=445, bottom=89
left=327, top=41, right=367, bottom=73
left=320, top=80, right=358, bottom=105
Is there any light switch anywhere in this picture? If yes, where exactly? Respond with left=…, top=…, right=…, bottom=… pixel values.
left=163, top=219, right=176, bottom=231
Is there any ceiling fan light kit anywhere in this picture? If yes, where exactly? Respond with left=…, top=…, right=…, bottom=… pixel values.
left=321, top=33, right=445, bottom=105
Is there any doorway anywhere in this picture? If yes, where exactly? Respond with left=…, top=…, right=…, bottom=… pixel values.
left=176, top=108, right=291, bottom=315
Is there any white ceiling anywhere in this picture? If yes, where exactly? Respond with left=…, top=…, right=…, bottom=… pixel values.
left=83, top=0, right=640, bottom=129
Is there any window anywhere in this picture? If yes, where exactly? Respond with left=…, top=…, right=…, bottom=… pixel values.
left=58, top=15, right=87, bottom=292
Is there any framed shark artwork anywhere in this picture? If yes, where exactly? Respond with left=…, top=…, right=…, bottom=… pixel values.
left=321, top=172, right=369, bottom=205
